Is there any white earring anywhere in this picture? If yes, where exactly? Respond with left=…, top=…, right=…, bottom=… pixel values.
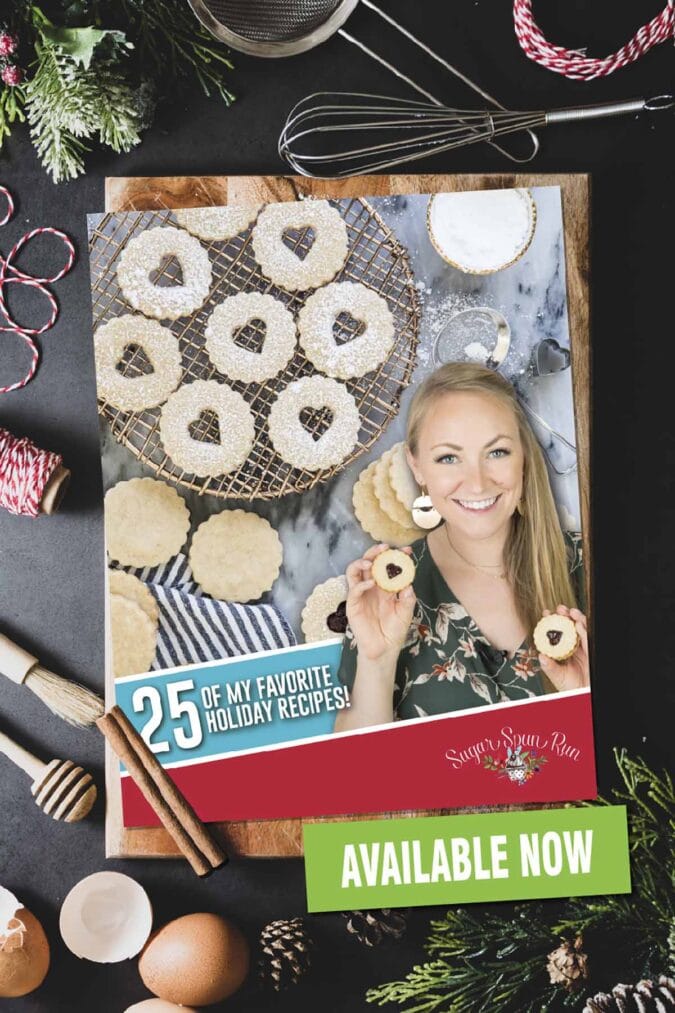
left=412, top=489, right=441, bottom=529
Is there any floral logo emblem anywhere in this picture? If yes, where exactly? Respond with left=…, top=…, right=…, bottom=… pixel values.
left=482, top=745, right=547, bottom=785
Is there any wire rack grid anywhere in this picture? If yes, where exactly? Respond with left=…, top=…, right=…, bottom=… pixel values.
left=88, top=197, right=420, bottom=501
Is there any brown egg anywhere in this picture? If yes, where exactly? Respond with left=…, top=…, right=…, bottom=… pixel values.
left=0, top=907, right=50, bottom=998
left=139, top=913, right=249, bottom=1006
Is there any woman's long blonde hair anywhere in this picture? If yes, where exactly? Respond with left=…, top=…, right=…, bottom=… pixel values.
left=406, top=362, right=577, bottom=632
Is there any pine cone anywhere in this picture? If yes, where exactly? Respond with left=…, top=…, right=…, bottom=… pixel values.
left=258, top=917, right=314, bottom=991
left=547, top=935, right=590, bottom=991
left=342, top=909, right=407, bottom=947
left=583, top=975, right=675, bottom=1012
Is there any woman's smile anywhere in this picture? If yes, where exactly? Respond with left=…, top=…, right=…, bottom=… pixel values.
left=453, top=495, right=501, bottom=512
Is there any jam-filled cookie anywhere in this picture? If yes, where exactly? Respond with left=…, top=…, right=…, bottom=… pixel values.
left=301, top=575, right=349, bottom=642
left=371, top=548, right=415, bottom=593
left=533, top=613, right=578, bottom=661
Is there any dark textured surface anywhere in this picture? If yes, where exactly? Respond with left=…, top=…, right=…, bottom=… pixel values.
left=0, top=1, right=673, bottom=1009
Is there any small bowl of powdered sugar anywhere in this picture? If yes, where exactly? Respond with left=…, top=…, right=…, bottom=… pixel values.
left=427, top=188, right=536, bottom=275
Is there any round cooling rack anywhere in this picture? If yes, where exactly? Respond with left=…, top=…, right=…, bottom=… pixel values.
left=88, top=198, right=420, bottom=501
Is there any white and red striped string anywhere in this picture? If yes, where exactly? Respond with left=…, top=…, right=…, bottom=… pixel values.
left=0, top=184, right=75, bottom=394
left=513, top=0, right=674, bottom=80
left=0, top=427, right=62, bottom=517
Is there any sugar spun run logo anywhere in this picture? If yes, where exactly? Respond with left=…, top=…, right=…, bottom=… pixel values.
left=482, top=745, right=548, bottom=785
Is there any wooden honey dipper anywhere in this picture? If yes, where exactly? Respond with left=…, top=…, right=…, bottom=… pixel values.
left=0, top=728, right=97, bottom=822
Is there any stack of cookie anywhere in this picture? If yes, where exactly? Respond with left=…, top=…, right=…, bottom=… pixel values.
left=353, top=441, right=422, bottom=547
left=104, top=477, right=286, bottom=677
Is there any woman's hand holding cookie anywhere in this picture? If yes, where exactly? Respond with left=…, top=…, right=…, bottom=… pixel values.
left=537, top=605, right=589, bottom=691
left=345, top=544, right=416, bottom=663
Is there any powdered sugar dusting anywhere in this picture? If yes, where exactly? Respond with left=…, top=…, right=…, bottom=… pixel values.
left=429, top=189, right=534, bottom=273
left=298, top=281, right=395, bottom=379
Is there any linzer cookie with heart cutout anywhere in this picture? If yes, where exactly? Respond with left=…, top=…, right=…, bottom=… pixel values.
left=301, top=576, right=349, bottom=642
left=298, top=280, right=395, bottom=379
left=533, top=613, right=579, bottom=661
left=159, top=380, right=255, bottom=477
left=267, top=375, right=361, bottom=471
left=251, top=199, right=348, bottom=291
left=371, top=548, right=416, bottom=593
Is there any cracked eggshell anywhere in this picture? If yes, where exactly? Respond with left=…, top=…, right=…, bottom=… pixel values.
left=139, top=912, right=249, bottom=1006
left=60, top=872, right=153, bottom=963
left=0, top=886, right=50, bottom=998
left=125, top=1001, right=197, bottom=1013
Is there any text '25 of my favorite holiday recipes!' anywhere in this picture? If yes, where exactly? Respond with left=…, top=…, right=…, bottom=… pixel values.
left=86, top=186, right=626, bottom=905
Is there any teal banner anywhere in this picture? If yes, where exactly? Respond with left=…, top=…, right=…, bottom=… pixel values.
left=115, top=639, right=345, bottom=765
left=303, top=806, right=631, bottom=911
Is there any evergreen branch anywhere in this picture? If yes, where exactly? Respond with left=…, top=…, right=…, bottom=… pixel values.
left=0, top=85, right=26, bottom=149
left=114, top=0, right=235, bottom=102
left=367, top=751, right=674, bottom=1011
left=25, top=7, right=140, bottom=181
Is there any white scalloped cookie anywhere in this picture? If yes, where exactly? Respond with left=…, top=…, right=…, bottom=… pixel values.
left=298, top=281, right=395, bottom=379
left=388, top=441, right=419, bottom=511
left=268, top=375, right=360, bottom=472
left=159, top=380, right=255, bottom=477
left=374, top=446, right=418, bottom=529
left=108, top=570, right=159, bottom=625
left=116, top=225, right=212, bottom=320
left=189, top=510, right=283, bottom=602
left=174, top=205, right=260, bottom=241
left=301, top=576, right=349, bottom=642
left=105, top=478, right=190, bottom=568
left=110, top=595, right=157, bottom=678
left=251, top=200, right=348, bottom=291
left=353, top=461, right=419, bottom=548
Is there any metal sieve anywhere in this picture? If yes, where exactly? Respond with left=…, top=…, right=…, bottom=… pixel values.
left=188, top=0, right=359, bottom=57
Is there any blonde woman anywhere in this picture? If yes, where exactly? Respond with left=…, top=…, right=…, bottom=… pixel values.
left=334, top=362, right=589, bottom=732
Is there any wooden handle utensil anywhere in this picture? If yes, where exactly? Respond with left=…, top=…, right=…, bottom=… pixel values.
left=0, top=728, right=97, bottom=822
left=0, top=632, right=104, bottom=728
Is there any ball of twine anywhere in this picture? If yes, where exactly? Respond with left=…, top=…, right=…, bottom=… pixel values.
left=513, top=0, right=674, bottom=80
left=0, top=427, right=63, bottom=517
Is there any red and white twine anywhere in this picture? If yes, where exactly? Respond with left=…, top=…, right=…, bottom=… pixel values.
left=513, top=0, right=674, bottom=80
left=0, top=184, right=75, bottom=394
left=0, top=427, right=62, bottom=517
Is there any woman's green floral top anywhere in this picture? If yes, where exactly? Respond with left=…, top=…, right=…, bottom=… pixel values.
left=337, top=531, right=584, bottom=718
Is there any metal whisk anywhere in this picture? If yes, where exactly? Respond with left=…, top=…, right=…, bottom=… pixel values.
left=279, top=91, right=674, bottom=178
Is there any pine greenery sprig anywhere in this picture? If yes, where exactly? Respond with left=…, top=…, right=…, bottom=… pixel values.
left=115, top=0, right=235, bottom=104
left=0, top=83, right=26, bottom=147
left=366, top=750, right=674, bottom=1013
left=0, top=0, right=235, bottom=179
left=25, top=8, right=140, bottom=181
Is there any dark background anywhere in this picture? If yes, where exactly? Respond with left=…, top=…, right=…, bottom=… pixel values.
left=0, top=1, right=673, bottom=1009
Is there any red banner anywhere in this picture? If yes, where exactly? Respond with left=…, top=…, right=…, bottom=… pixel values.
left=122, top=690, right=597, bottom=826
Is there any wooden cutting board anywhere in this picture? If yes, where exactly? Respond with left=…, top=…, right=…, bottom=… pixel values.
left=103, top=172, right=590, bottom=859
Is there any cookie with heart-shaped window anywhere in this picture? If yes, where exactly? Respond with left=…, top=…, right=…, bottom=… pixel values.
left=159, top=379, right=255, bottom=477
left=301, top=576, right=349, bottom=642
left=267, top=375, right=360, bottom=472
left=371, top=548, right=416, bottom=593
left=533, top=613, right=578, bottom=661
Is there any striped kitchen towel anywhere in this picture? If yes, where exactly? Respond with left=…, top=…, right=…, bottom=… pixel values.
left=115, top=554, right=296, bottom=670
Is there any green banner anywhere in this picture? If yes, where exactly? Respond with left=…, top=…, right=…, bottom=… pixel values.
left=303, top=806, right=631, bottom=911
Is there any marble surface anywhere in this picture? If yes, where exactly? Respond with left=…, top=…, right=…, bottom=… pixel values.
left=101, top=185, right=582, bottom=639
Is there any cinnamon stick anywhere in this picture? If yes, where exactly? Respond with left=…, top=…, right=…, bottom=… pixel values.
left=98, top=706, right=227, bottom=877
